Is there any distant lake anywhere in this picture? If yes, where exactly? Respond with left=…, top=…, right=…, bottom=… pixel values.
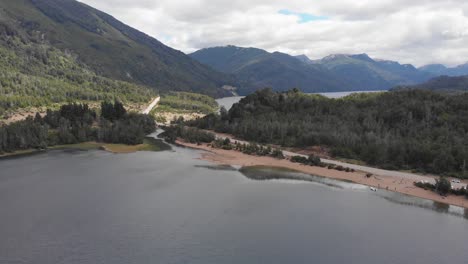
left=1, top=133, right=467, bottom=264
left=217, top=90, right=386, bottom=110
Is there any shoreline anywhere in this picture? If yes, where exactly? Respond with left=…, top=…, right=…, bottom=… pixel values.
left=0, top=138, right=169, bottom=159
left=0, top=149, right=47, bottom=160
left=177, top=140, right=468, bottom=209
left=210, top=131, right=467, bottom=188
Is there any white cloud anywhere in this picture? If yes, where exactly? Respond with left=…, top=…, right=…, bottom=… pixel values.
left=80, top=0, right=468, bottom=66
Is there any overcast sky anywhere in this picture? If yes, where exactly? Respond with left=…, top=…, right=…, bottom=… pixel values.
left=80, top=0, right=468, bottom=67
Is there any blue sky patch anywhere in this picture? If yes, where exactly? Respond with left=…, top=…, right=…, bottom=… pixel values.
left=279, top=9, right=329, bottom=23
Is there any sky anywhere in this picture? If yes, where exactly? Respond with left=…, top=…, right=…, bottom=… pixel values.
left=80, top=0, right=468, bottom=67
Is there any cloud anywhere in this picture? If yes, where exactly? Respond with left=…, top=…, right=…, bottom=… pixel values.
left=79, top=0, right=468, bottom=66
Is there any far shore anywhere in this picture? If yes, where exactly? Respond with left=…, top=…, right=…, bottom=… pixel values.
left=177, top=140, right=468, bottom=209
left=0, top=139, right=168, bottom=159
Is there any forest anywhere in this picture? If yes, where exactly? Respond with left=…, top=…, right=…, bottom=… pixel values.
left=0, top=22, right=155, bottom=117
left=189, top=88, right=468, bottom=178
left=0, top=101, right=156, bottom=154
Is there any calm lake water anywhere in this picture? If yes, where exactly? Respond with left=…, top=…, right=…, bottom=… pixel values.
left=1, top=136, right=467, bottom=264
left=217, top=90, right=386, bottom=110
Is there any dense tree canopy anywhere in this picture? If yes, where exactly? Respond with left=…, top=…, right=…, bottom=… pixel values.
left=0, top=102, right=156, bottom=154
left=189, top=88, right=468, bottom=178
left=101, top=101, right=127, bottom=121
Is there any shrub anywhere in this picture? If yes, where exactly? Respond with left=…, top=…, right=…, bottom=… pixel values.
left=308, top=155, right=322, bottom=166
left=435, top=177, right=451, bottom=195
left=414, top=181, right=435, bottom=190
left=161, top=126, right=214, bottom=144
left=271, top=149, right=285, bottom=159
left=291, top=156, right=309, bottom=164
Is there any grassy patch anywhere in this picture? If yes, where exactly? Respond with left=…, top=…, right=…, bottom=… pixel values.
left=50, top=142, right=102, bottom=151
left=153, top=92, right=218, bottom=115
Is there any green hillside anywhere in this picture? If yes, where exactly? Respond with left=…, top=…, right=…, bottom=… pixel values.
left=0, top=21, right=155, bottom=116
left=156, top=92, right=219, bottom=114
left=0, top=0, right=235, bottom=110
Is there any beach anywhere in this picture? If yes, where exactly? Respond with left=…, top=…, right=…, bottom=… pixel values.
left=177, top=140, right=468, bottom=209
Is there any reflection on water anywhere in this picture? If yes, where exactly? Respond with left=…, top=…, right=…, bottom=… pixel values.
left=195, top=165, right=238, bottom=171
left=240, top=165, right=468, bottom=220
left=145, top=137, right=173, bottom=151
left=241, top=166, right=367, bottom=190
left=434, top=202, right=450, bottom=213
left=376, top=191, right=468, bottom=219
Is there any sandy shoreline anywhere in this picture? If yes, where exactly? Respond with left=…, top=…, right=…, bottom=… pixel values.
left=177, top=140, right=468, bottom=209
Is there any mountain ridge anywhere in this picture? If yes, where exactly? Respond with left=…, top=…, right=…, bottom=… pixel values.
left=190, top=45, right=351, bottom=94
left=419, top=63, right=468, bottom=77
left=190, top=45, right=438, bottom=93
left=394, top=75, right=468, bottom=92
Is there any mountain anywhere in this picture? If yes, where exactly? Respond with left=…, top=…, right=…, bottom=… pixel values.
left=418, top=64, right=448, bottom=74
left=0, top=0, right=235, bottom=99
left=190, top=46, right=352, bottom=94
left=419, top=63, right=468, bottom=77
left=313, top=54, right=435, bottom=91
left=394, top=75, right=468, bottom=92
left=190, top=46, right=436, bottom=93
left=294, top=54, right=313, bottom=64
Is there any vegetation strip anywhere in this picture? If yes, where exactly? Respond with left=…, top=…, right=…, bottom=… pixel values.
left=0, top=101, right=157, bottom=155
left=188, top=88, right=468, bottom=179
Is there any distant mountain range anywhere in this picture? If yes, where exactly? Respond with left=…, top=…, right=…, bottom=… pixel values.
left=190, top=46, right=350, bottom=95
left=0, top=0, right=236, bottom=98
left=418, top=64, right=468, bottom=77
left=316, top=54, right=436, bottom=89
left=394, top=75, right=468, bottom=92
left=191, top=46, right=468, bottom=94
left=190, top=46, right=444, bottom=94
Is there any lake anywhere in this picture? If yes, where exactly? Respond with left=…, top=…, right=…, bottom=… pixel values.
left=217, top=90, right=386, bottom=110
left=1, top=135, right=467, bottom=264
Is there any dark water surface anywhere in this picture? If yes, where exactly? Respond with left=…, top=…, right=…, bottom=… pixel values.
left=1, top=145, right=467, bottom=264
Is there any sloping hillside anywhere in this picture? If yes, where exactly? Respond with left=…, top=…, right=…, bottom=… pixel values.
left=0, top=19, right=155, bottom=115
left=0, top=0, right=235, bottom=98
